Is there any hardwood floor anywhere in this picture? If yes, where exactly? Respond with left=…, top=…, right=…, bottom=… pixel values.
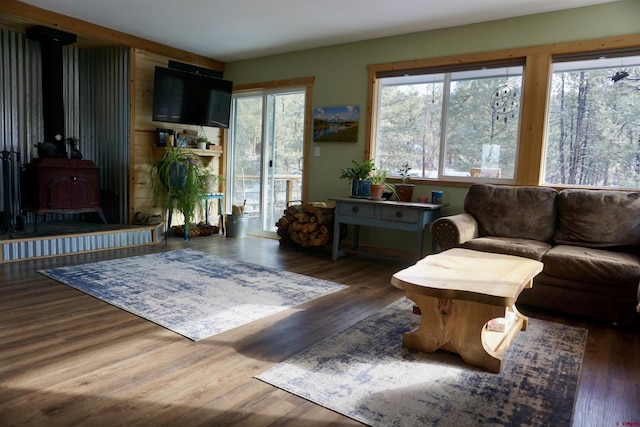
left=1, top=235, right=638, bottom=426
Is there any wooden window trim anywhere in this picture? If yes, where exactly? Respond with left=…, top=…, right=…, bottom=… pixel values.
left=366, top=34, right=640, bottom=186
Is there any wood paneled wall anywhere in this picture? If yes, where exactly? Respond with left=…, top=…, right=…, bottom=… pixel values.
left=130, top=49, right=225, bottom=224
left=0, top=0, right=227, bottom=226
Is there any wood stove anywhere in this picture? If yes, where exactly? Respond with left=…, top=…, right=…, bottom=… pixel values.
left=21, top=26, right=106, bottom=230
left=21, top=158, right=105, bottom=230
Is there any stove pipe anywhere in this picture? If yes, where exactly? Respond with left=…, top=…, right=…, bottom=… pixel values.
left=26, top=26, right=77, bottom=158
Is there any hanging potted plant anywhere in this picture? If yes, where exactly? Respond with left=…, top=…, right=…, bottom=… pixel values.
left=395, top=162, right=415, bottom=202
left=196, top=136, right=209, bottom=150
left=340, top=159, right=375, bottom=198
left=147, top=146, right=213, bottom=236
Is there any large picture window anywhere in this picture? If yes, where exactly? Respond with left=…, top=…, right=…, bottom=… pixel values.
left=368, top=35, right=640, bottom=188
left=544, top=53, right=640, bottom=188
left=374, top=63, right=523, bottom=181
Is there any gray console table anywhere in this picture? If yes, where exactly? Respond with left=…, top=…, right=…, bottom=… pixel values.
left=330, top=197, right=448, bottom=261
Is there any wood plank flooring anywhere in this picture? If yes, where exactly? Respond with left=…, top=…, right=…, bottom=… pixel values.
left=1, top=235, right=638, bottom=426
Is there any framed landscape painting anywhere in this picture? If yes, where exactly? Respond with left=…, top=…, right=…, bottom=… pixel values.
left=313, top=105, right=359, bottom=142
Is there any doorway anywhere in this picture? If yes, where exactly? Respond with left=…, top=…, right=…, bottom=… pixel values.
left=227, top=87, right=307, bottom=236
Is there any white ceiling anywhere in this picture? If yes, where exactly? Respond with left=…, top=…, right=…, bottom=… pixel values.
left=20, top=0, right=619, bottom=62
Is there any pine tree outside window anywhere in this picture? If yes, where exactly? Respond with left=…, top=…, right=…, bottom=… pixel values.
left=374, top=62, right=524, bottom=182
left=544, top=52, right=640, bottom=188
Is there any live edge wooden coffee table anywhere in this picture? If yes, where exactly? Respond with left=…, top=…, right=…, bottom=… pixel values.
left=391, top=248, right=543, bottom=373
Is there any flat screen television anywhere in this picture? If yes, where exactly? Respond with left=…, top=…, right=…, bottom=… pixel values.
left=152, top=66, right=233, bottom=128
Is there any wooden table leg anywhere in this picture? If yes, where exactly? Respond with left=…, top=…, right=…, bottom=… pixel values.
left=331, top=220, right=341, bottom=261
left=404, top=291, right=523, bottom=373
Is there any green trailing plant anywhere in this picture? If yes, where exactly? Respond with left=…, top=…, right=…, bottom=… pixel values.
left=147, top=146, right=214, bottom=229
left=340, top=159, right=375, bottom=181
left=369, top=167, right=387, bottom=185
left=370, top=167, right=397, bottom=199
left=372, top=167, right=396, bottom=190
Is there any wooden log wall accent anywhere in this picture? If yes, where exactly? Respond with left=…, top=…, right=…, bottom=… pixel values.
left=276, top=202, right=335, bottom=247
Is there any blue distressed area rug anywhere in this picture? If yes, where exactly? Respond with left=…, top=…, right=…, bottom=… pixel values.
left=39, top=249, right=347, bottom=341
left=257, top=298, right=588, bottom=427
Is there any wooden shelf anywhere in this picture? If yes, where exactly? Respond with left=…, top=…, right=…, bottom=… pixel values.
left=153, top=146, right=222, bottom=158
left=483, top=314, right=525, bottom=360
left=191, top=147, right=222, bottom=157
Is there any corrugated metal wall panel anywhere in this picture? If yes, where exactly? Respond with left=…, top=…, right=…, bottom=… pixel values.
left=0, top=29, right=130, bottom=229
left=1, top=30, right=41, bottom=230
left=64, top=46, right=79, bottom=145
left=79, top=46, right=130, bottom=224
left=1, top=228, right=153, bottom=262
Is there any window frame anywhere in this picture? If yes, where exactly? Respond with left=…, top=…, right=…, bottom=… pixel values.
left=543, top=51, right=640, bottom=188
left=374, top=62, right=525, bottom=184
left=366, top=33, right=640, bottom=188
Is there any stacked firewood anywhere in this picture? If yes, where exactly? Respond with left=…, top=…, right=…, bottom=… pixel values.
left=276, top=202, right=336, bottom=247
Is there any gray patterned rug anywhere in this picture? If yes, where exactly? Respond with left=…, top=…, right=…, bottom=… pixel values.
left=39, top=249, right=347, bottom=341
left=257, top=298, right=588, bottom=427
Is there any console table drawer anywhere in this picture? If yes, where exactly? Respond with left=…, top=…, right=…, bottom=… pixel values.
left=380, top=206, right=419, bottom=223
left=336, top=202, right=375, bottom=218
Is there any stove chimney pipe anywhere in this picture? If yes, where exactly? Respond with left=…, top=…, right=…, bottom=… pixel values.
left=26, top=25, right=77, bottom=158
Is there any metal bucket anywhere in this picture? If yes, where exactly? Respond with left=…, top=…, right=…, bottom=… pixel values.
left=226, top=214, right=248, bottom=238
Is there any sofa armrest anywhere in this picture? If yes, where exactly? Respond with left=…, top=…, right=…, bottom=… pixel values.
left=432, top=213, right=479, bottom=251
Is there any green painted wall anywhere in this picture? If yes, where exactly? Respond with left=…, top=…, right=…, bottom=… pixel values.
left=224, top=0, right=640, bottom=254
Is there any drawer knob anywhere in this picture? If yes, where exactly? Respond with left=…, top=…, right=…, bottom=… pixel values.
left=396, top=211, right=403, bottom=218
left=352, top=206, right=359, bottom=213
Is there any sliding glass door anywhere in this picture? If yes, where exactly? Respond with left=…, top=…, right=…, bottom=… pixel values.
left=228, top=88, right=306, bottom=236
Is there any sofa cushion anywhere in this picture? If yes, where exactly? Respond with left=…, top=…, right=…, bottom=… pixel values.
left=464, top=184, right=558, bottom=241
left=533, top=273, right=636, bottom=298
left=543, top=245, right=640, bottom=287
left=554, top=189, right=640, bottom=248
left=461, top=237, right=551, bottom=261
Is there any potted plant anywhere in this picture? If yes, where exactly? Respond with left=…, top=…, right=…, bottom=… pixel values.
left=147, top=146, right=213, bottom=237
left=340, top=159, right=375, bottom=198
left=395, top=162, right=415, bottom=202
left=369, top=167, right=396, bottom=201
left=196, top=136, right=209, bottom=150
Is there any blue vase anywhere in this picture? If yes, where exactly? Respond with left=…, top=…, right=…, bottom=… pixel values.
left=168, top=162, right=187, bottom=189
left=350, top=179, right=371, bottom=198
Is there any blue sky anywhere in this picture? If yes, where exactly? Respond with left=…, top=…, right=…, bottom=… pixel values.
left=314, top=105, right=360, bottom=121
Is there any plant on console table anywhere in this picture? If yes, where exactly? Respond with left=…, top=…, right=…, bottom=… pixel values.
left=340, top=159, right=375, bottom=198
left=369, top=167, right=396, bottom=201
left=148, top=146, right=213, bottom=235
left=395, top=162, right=415, bottom=202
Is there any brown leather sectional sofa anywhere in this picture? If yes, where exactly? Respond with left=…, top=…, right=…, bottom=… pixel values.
left=432, top=184, right=640, bottom=326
